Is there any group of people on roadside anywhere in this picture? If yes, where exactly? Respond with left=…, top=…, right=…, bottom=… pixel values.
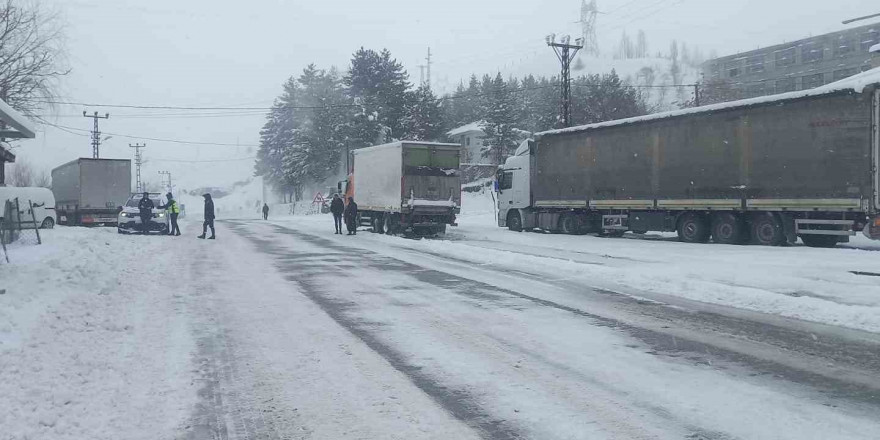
left=136, top=191, right=215, bottom=239
left=329, top=193, right=358, bottom=235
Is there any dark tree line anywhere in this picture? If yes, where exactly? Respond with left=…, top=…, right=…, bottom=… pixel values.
left=255, top=48, right=648, bottom=199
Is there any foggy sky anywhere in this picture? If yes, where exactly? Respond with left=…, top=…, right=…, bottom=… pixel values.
left=13, top=0, right=880, bottom=189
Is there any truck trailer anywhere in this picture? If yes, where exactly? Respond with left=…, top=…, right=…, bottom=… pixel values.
left=496, top=68, right=880, bottom=247
left=344, top=141, right=461, bottom=235
left=52, top=158, right=132, bottom=226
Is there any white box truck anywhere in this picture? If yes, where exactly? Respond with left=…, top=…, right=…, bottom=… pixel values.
left=52, top=158, right=131, bottom=226
left=343, top=141, right=462, bottom=235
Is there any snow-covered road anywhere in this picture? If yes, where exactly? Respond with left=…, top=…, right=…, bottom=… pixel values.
left=2, top=211, right=880, bottom=439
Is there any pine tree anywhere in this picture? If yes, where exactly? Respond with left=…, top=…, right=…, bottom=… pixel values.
left=403, top=84, right=444, bottom=141
left=344, top=48, right=411, bottom=145
left=482, top=73, right=518, bottom=165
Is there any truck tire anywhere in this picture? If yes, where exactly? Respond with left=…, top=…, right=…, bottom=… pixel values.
left=677, top=213, right=710, bottom=243
left=711, top=213, right=745, bottom=245
left=800, top=235, right=839, bottom=248
left=560, top=213, right=582, bottom=235
left=507, top=210, right=523, bottom=232
left=750, top=213, right=785, bottom=246
left=383, top=215, right=396, bottom=235
left=372, top=215, right=385, bottom=234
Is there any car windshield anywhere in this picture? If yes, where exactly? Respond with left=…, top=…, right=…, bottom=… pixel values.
left=5, top=2, right=880, bottom=439
left=125, top=197, right=161, bottom=208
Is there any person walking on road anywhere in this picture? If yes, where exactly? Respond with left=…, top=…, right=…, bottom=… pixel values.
left=137, top=192, right=154, bottom=235
left=262, top=203, right=269, bottom=220
left=198, top=193, right=216, bottom=239
left=159, top=192, right=181, bottom=236
left=330, top=194, right=344, bottom=234
left=343, top=196, right=358, bottom=235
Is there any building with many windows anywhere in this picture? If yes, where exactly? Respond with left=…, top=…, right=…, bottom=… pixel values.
left=702, top=22, right=880, bottom=99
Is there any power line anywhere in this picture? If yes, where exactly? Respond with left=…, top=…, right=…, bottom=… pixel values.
left=35, top=118, right=260, bottom=147
left=33, top=100, right=359, bottom=111
left=150, top=157, right=256, bottom=163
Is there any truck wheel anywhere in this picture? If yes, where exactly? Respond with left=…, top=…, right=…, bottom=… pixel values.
left=800, top=235, right=839, bottom=248
left=41, top=217, right=55, bottom=229
left=372, top=215, right=385, bottom=234
left=711, top=213, right=745, bottom=245
left=560, top=213, right=582, bottom=235
left=383, top=215, right=396, bottom=235
left=507, top=210, right=523, bottom=232
left=677, top=213, right=710, bottom=243
left=750, top=213, right=785, bottom=246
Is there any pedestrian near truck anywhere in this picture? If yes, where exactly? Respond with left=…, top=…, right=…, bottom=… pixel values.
left=330, top=194, right=344, bottom=234
left=159, top=192, right=181, bottom=236
left=343, top=197, right=358, bottom=235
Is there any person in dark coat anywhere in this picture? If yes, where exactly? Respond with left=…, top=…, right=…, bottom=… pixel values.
left=262, top=203, right=269, bottom=220
left=330, top=194, right=344, bottom=234
left=198, top=193, right=216, bottom=239
left=137, top=192, right=154, bottom=234
left=343, top=197, right=358, bottom=235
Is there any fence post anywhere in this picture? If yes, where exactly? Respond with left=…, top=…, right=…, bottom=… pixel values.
left=28, top=200, right=41, bottom=245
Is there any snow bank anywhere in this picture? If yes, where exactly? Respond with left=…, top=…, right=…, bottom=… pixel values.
left=0, top=227, right=195, bottom=439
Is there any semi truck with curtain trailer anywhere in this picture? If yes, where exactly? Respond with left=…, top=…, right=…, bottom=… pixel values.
left=343, top=141, right=461, bottom=235
left=495, top=68, right=880, bottom=247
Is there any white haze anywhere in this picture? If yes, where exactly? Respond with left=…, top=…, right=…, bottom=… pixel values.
left=11, top=0, right=880, bottom=191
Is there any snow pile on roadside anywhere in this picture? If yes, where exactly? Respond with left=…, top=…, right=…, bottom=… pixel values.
left=0, top=227, right=195, bottom=439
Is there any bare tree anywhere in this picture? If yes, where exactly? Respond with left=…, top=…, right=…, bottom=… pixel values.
left=32, top=165, right=49, bottom=187
left=0, top=0, right=68, bottom=115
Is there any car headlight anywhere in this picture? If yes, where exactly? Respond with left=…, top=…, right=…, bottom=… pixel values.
left=120, top=212, right=128, bottom=217
left=155, top=212, right=166, bottom=218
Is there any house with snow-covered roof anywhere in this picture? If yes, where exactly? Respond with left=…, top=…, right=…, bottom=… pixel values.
left=446, top=121, right=489, bottom=165
left=0, top=98, right=37, bottom=186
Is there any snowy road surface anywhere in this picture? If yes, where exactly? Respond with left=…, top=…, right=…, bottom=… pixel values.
left=2, top=212, right=880, bottom=439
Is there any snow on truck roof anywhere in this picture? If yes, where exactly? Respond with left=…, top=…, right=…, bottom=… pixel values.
left=536, top=66, right=880, bottom=139
left=352, top=141, right=461, bottom=155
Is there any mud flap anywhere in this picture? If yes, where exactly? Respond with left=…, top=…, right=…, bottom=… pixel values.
left=779, top=213, right=797, bottom=245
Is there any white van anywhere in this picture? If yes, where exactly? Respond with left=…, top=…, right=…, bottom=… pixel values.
left=0, top=186, right=57, bottom=229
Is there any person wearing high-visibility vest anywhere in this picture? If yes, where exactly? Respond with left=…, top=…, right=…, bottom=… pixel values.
left=160, top=192, right=181, bottom=236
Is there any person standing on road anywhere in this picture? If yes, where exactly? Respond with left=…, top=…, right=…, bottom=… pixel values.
left=330, top=194, right=344, bottom=234
left=262, top=203, right=269, bottom=220
left=198, top=193, right=216, bottom=239
left=343, top=196, right=358, bottom=235
left=159, top=192, right=181, bottom=236
left=137, top=192, right=154, bottom=235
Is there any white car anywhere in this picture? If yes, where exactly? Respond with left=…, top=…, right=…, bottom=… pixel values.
left=0, top=186, right=57, bottom=229
left=117, top=193, right=170, bottom=234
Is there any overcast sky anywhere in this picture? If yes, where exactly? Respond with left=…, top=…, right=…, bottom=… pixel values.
left=12, top=0, right=880, bottom=189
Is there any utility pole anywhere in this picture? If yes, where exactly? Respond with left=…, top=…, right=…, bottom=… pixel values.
left=546, top=34, right=583, bottom=127
left=693, top=83, right=701, bottom=107
left=417, top=64, right=426, bottom=87
left=83, top=111, right=109, bottom=158
left=158, top=170, right=171, bottom=193
left=129, top=143, right=146, bottom=192
left=425, top=47, right=432, bottom=90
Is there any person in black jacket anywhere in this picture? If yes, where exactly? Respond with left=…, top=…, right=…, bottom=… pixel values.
left=330, top=194, right=344, bottom=234
left=262, top=203, right=269, bottom=220
left=198, top=193, right=216, bottom=239
left=343, top=197, right=358, bottom=235
left=137, top=192, right=154, bottom=234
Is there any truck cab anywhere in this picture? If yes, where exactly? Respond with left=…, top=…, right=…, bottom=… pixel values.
left=496, top=140, right=533, bottom=230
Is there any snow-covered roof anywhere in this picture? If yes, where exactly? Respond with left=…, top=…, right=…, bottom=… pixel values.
left=871, top=43, right=880, bottom=53
left=446, top=121, right=486, bottom=137
left=537, top=66, right=880, bottom=139
left=0, top=98, right=35, bottom=139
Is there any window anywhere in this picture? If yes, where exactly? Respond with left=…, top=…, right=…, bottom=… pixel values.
left=724, top=60, right=742, bottom=78
left=775, top=47, right=796, bottom=67
left=499, top=171, right=513, bottom=190
left=802, top=73, right=825, bottom=89
left=776, top=77, right=796, bottom=93
left=833, top=68, right=857, bottom=81
left=861, top=31, right=880, bottom=51
left=466, top=137, right=471, bottom=146
left=746, top=55, right=765, bottom=73
left=836, top=37, right=855, bottom=56
left=801, top=42, right=824, bottom=63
